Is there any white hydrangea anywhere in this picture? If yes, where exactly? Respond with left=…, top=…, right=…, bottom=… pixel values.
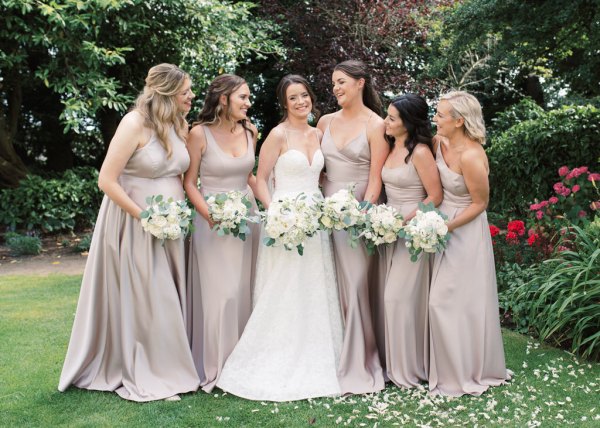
left=401, top=203, right=450, bottom=262
left=140, top=195, right=195, bottom=243
left=205, top=190, right=259, bottom=241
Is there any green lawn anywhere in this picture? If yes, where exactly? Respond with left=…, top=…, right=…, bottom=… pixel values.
left=1, top=275, right=599, bottom=427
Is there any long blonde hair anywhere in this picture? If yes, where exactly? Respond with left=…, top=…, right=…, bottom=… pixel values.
left=440, top=91, right=486, bottom=145
left=134, top=63, right=190, bottom=158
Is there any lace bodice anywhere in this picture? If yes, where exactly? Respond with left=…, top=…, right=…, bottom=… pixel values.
left=272, top=149, right=324, bottom=198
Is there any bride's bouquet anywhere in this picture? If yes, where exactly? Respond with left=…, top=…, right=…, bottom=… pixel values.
left=358, top=203, right=404, bottom=255
left=399, top=202, right=450, bottom=262
left=262, top=193, right=320, bottom=255
left=140, top=195, right=195, bottom=242
left=205, top=190, right=258, bottom=241
left=317, top=187, right=365, bottom=242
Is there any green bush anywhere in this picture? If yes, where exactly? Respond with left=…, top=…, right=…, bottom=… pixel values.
left=4, top=232, right=42, bottom=256
left=0, top=167, right=103, bottom=233
left=487, top=104, right=600, bottom=216
left=73, top=234, right=92, bottom=253
left=501, top=218, right=600, bottom=360
left=490, top=97, right=545, bottom=134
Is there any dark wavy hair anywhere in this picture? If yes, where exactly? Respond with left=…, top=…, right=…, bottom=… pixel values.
left=276, top=74, right=320, bottom=123
left=193, top=74, right=254, bottom=136
left=334, top=60, right=382, bottom=116
left=386, top=94, right=433, bottom=163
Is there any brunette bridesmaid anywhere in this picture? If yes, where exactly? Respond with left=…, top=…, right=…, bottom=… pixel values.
left=183, top=74, right=258, bottom=392
left=59, top=64, right=200, bottom=402
left=429, top=91, right=511, bottom=396
left=381, top=94, right=442, bottom=388
left=317, top=60, right=389, bottom=394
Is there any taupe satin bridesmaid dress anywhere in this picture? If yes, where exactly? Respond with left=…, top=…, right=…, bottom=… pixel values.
left=428, top=143, right=511, bottom=396
left=58, top=128, right=200, bottom=402
left=381, top=160, right=430, bottom=388
left=186, top=125, right=258, bottom=393
left=321, top=115, right=385, bottom=394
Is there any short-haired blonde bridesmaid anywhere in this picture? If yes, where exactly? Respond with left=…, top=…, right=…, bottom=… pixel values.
left=429, top=91, right=511, bottom=396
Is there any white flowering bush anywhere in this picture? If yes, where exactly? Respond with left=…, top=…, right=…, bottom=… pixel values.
left=262, top=193, right=320, bottom=255
left=399, top=202, right=449, bottom=262
left=359, top=203, right=404, bottom=255
left=205, top=190, right=258, bottom=241
left=317, top=188, right=365, bottom=244
left=140, top=195, right=194, bottom=242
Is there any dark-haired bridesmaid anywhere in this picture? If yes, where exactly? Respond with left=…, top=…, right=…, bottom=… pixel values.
left=429, top=91, right=511, bottom=396
left=317, top=60, right=389, bottom=394
left=183, top=74, right=258, bottom=393
left=381, top=94, right=442, bottom=388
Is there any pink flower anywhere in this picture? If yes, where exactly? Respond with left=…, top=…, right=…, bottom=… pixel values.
left=588, top=173, right=600, bottom=182
left=579, top=166, right=589, bottom=174
left=529, top=203, right=541, bottom=211
left=536, top=210, right=544, bottom=220
left=572, top=184, right=580, bottom=193
left=591, top=201, right=600, bottom=211
left=528, top=228, right=536, bottom=237
left=578, top=210, right=587, bottom=218
left=557, top=245, right=568, bottom=253
left=539, top=200, right=549, bottom=207
left=553, top=182, right=565, bottom=193
left=558, top=166, right=570, bottom=177
left=549, top=196, right=559, bottom=204
left=562, top=188, right=572, bottom=197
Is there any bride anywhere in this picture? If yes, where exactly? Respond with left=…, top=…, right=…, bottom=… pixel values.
left=216, top=75, right=344, bottom=401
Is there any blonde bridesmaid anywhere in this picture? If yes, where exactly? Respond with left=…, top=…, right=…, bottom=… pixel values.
left=429, top=91, right=511, bottom=396
left=58, top=64, right=200, bottom=402
left=183, top=74, right=258, bottom=393
left=381, top=94, right=442, bottom=388
left=317, top=60, right=389, bottom=394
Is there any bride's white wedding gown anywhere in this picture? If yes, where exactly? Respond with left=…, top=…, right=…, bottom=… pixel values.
left=216, top=148, right=344, bottom=401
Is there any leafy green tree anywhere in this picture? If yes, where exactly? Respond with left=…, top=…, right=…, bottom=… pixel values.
left=426, top=0, right=599, bottom=115
left=0, top=0, right=282, bottom=188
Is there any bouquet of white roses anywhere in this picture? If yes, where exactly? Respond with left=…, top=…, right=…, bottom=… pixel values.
left=140, top=195, right=195, bottom=242
left=205, top=190, right=258, bottom=241
left=358, top=203, right=404, bottom=255
left=317, top=188, right=365, bottom=244
left=399, top=202, right=449, bottom=262
left=262, top=193, right=320, bottom=255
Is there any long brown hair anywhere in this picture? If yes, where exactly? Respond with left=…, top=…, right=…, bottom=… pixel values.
left=134, top=63, right=190, bottom=158
left=334, top=60, right=382, bottom=116
left=194, top=74, right=254, bottom=136
left=275, top=74, right=320, bottom=123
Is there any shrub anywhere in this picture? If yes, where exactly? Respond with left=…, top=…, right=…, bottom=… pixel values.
left=502, top=218, right=600, bottom=360
left=4, top=232, right=42, bottom=256
left=497, top=262, right=540, bottom=333
left=487, top=104, right=600, bottom=215
left=0, top=167, right=103, bottom=233
left=73, top=234, right=92, bottom=253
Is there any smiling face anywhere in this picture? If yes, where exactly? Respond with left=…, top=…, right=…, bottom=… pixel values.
left=433, top=99, right=462, bottom=139
left=331, top=70, right=364, bottom=108
left=175, top=77, right=195, bottom=114
left=384, top=104, right=407, bottom=139
left=223, top=83, right=251, bottom=121
left=285, top=83, right=312, bottom=121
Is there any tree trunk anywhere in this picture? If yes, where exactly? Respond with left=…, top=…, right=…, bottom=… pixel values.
left=0, top=78, right=28, bottom=188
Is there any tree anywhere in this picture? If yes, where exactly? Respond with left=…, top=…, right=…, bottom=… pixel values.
left=425, top=0, right=600, bottom=116
left=0, top=0, right=283, bottom=187
left=247, top=0, right=447, bottom=133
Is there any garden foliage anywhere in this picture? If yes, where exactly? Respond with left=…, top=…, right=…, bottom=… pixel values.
left=0, top=167, right=102, bottom=232
left=487, top=103, right=600, bottom=215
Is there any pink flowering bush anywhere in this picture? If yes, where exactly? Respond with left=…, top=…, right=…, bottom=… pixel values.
left=528, top=165, right=600, bottom=235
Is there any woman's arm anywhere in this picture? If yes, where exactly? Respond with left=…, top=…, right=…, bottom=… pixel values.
left=97, top=111, right=148, bottom=219
left=446, top=146, right=489, bottom=232
left=183, top=126, right=211, bottom=225
left=364, top=118, right=389, bottom=203
left=406, top=144, right=443, bottom=221
left=254, top=128, right=284, bottom=209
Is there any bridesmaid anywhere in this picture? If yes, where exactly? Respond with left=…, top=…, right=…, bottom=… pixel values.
left=429, top=91, right=511, bottom=396
left=381, top=94, right=442, bottom=388
left=317, top=60, right=389, bottom=394
left=183, top=74, right=258, bottom=393
left=58, top=64, right=200, bottom=402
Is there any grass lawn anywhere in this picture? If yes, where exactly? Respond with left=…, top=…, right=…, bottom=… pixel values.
left=1, top=274, right=599, bottom=427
